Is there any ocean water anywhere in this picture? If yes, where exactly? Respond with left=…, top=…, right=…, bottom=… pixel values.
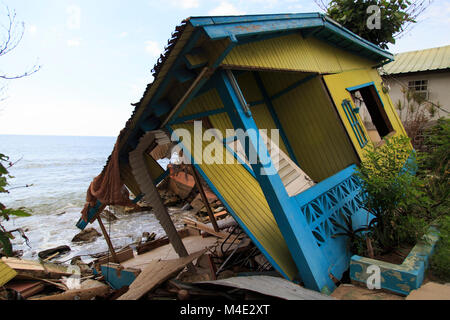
left=0, top=135, right=179, bottom=262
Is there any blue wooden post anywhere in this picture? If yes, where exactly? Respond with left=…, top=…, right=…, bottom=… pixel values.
left=216, top=69, right=335, bottom=293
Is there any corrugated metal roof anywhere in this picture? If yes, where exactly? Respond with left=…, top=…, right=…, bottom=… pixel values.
left=197, top=276, right=335, bottom=300
left=383, top=45, right=450, bottom=75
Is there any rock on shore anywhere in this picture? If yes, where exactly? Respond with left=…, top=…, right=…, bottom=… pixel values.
left=71, top=228, right=101, bottom=243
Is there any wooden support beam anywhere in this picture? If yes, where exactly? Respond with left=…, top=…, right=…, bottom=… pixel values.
left=129, top=132, right=196, bottom=274
left=190, top=165, right=220, bottom=232
left=184, top=48, right=208, bottom=69
left=175, top=66, right=197, bottom=83
left=97, top=216, right=119, bottom=264
left=152, top=100, right=172, bottom=117
left=140, top=116, right=161, bottom=132
left=183, top=218, right=229, bottom=239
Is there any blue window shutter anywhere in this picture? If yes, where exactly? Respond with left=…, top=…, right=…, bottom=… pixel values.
left=342, top=99, right=368, bottom=148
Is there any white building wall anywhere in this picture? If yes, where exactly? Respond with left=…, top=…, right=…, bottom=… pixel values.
left=383, top=71, right=450, bottom=121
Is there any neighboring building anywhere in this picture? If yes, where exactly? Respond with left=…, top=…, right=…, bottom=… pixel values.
left=381, top=45, right=450, bottom=121
left=78, top=13, right=410, bottom=293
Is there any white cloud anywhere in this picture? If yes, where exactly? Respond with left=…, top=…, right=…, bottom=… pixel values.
left=170, top=0, right=200, bottom=9
left=119, top=31, right=128, bottom=38
left=208, top=1, right=245, bottom=16
left=66, top=5, right=81, bottom=30
left=145, top=40, right=163, bottom=57
left=67, top=38, right=81, bottom=47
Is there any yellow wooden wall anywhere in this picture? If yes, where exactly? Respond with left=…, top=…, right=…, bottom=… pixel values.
left=323, top=68, right=408, bottom=160
left=235, top=72, right=289, bottom=155
left=267, top=75, right=359, bottom=182
left=222, top=33, right=376, bottom=73
left=171, top=122, right=299, bottom=280
left=120, top=152, right=165, bottom=197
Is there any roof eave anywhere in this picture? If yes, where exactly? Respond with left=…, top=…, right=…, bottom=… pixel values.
left=188, top=13, right=394, bottom=62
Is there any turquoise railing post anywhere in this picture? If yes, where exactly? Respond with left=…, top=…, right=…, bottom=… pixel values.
left=293, top=165, right=371, bottom=279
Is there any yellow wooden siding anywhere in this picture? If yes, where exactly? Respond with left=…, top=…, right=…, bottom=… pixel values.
left=186, top=84, right=289, bottom=155
left=178, top=89, right=223, bottom=118
left=121, top=162, right=142, bottom=197
left=209, top=112, right=234, bottom=137
left=258, top=71, right=315, bottom=98
left=236, top=72, right=264, bottom=103
left=234, top=71, right=289, bottom=154
left=272, top=77, right=359, bottom=182
left=222, top=33, right=375, bottom=73
left=171, top=122, right=298, bottom=280
left=323, top=68, right=408, bottom=160
left=250, top=104, right=288, bottom=155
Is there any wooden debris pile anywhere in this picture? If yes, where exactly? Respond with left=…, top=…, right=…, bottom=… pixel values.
left=0, top=164, right=280, bottom=300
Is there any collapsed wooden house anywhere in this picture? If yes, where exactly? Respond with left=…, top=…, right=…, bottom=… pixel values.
left=78, top=13, right=409, bottom=294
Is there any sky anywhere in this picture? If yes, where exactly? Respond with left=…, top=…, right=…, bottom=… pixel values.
left=0, top=0, right=449, bottom=137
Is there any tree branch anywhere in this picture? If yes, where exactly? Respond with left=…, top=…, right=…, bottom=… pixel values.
left=0, top=64, right=41, bottom=80
left=0, top=6, right=25, bottom=58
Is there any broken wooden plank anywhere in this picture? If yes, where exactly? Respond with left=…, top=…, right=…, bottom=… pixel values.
left=168, top=170, right=195, bottom=199
left=93, top=246, right=134, bottom=271
left=0, top=259, right=17, bottom=286
left=136, top=229, right=191, bottom=255
left=190, top=165, right=220, bottom=232
left=183, top=218, right=230, bottom=239
left=32, top=284, right=110, bottom=300
left=43, top=252, right=61, bottom=262
left=201, top=210, right=229, bottom=223
left=137, top=237, right=170, bottom=255
left=117, top=249, right=206, bottom=300
left=5, top=281, right=45, bottom=299
left=1, top=257, right=71, bottom=279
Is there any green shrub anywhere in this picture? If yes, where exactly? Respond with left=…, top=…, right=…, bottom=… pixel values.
left=418, top=118, right=449, bottom=221
left=421, top=119, right=450, bottom=282
left=430, top=216, right=450, bottom=282
left=355, top=135, right=430, bottom=254
left=0, top=153, right=31, bottom=257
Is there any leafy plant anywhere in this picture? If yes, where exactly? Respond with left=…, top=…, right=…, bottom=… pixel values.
left=394, top=87, right=440, bottom=146
left=430, top=216, right=450, bottom=282
left=411, top=119, right=449, bottom=222
left=331, top=211, right=368, bottom=256
left=0, top=153, right=31, bottom=257
left=355, top=135, right=430, bottom=254
left=419, top=119, right=450, bottom=282
left=316, top=0, right=432, bottom=49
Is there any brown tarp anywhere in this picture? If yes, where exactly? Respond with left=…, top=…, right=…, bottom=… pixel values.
left=81, top=137, right=135, bottom=222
